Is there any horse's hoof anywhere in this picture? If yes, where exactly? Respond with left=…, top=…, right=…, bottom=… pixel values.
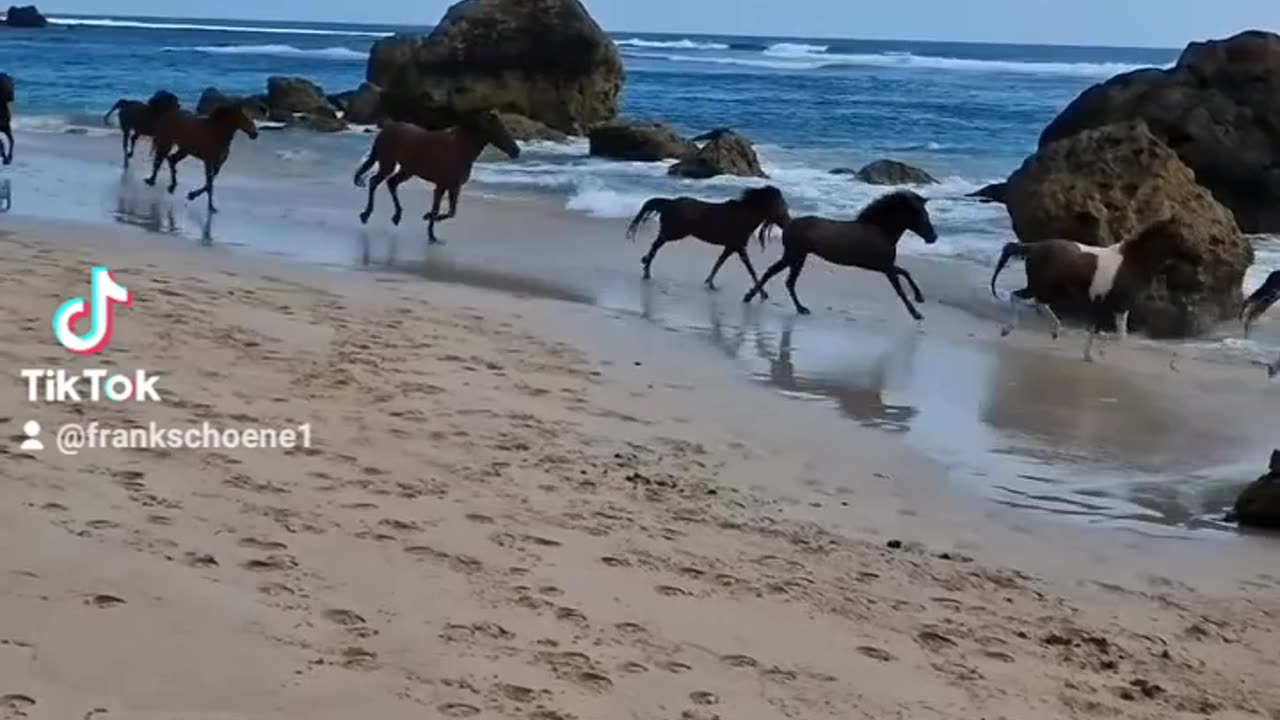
left=358, top=212, right=370, bottom=225
left=1000, top=326, right=1012, bottom=337
left=760, top=291, right=769, bottom=300
left=391, top=215, right=402, bottom=226
left=1269, top=364, right=1279, bottom=379
left=186, top=192, right=198, bottom=201
left=797, top=307, right=812, bottom=316
left=705, top=283, right=717, bottom=292
left=144, top=179, right=155, bottom=187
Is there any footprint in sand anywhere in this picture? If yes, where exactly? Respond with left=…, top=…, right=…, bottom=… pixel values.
left=600, top=556, right=631, bottom=568
left=856, top=645, right=897, bottom=662
left=85, top=594, right=126, bottom=609
left=573, top=671, right=614, bottom=693
left=619, top=661, right=649, bottom=674
left=554, top=606, right=588, bottom=624
left=656, top=585, right=692, bottom=598
left=464, top=513, right=495, bottom=525
left=720, top=654, right=760, bottom=669
left=0, top=694, right=35, bottom=720
left=339, top=647, right=378, bottom=671
left=689, top=691, right=720, bottom=706
left=323, top=609, right=367, bottom=627
left=242, top=555, right=298, bottom=573
left=495, top=683, right=539, bottom=703
left=239, top=538, right=288, bottom=551
left=657, top=659, right=693, bottom=674
left=614, top=622, right=647, bottom=636
left=257, top=583, right=296, bottom=597
left=916, top=629, right=960, bottom=653
left=184, top=553, right=219, bottom=568
left=437, top=703, right=480, bottom=718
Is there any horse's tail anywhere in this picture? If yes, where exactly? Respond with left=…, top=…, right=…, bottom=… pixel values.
left=626, top=197, right=670, bottom=241
left=990, top=241, right=1027, bottom=301
left=104, top=99, right=127, bottom=125
left=353, top=137, right=379, bottom=188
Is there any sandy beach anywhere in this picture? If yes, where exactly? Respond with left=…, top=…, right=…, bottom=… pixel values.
left=2, top=184, right=1279, bottom=720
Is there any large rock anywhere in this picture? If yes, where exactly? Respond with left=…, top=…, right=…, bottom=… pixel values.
left=1038, top=31, right=1280, bottom=233
left=267, top=76, right=336, bottom=119
left=854, top=159, right=938, bottom=185
left=668, top=129, right=767, bottom=179
left=1231, top=450, right=1280, bottom=530
left=196, top=87, right=268, bottom=121
left=327, top=82, right=383, bottom=125
left=968, top=182, right=1008, bottom=204
left=588, top=121, right=694, bottom=161
left=1005, top=119, right=1252, bottom=337
left=499, top=113, right=567, bottom=143
left=5, top=5, right=47, bottom=27
left=367, top=0, right=623, bottom=134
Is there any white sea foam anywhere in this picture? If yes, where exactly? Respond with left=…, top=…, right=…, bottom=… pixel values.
left=636, top=45, right=1159, bottom=77
left=48, top=16, right=391, bottom=37
left=163, top=44, right=367, bottom=60
left=616, top=37, right=730, bottom=50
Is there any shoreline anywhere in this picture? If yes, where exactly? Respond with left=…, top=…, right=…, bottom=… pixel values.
left=1, top=224, right=1277, bottom=719
left=3, top=129, right=1278, bottom=535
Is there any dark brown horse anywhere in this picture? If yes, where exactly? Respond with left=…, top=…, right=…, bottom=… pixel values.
left=0, top=73, right=15, bottom=165
left=1241, top=270, right=1280, bottom=377
left=743, top=190, right=938, bottom=319
left=105, top=90, right=180, bottom=168
left=626, top=186, right=791, bottom=293
left=353, top=110, right=520, bottom=244
left=144, top=103, right=258, bottom=214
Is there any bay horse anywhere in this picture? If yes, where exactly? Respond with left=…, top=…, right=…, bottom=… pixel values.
left=144, top=103, right=258, bottom=214
left=1, top=72, right=15, bottom=165
left=990, top=219, right=1194, bottom=362
left=742, top=190, right=938, bottom=319
left=105, top=90, right=180, bottom=168
left=626, top=186, right=791, bottom=293
left=353, top=110, right=520, bottom=244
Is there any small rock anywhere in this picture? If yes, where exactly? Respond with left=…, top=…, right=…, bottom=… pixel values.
left=886, top=539, right=903, bottom=550
left=854, top=159, right=938, bottom=185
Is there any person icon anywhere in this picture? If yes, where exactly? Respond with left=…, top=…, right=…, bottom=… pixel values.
left=19, top=420, right=43, bottom=453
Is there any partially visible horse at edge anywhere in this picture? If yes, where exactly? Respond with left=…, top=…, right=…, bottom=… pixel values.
left=1, top=72, right=15, bottom=165
left=353, top=110, right=521, bottom=245
left=1241, top=269, right=1280, bottom=377
left=626, top=186, right=792, bottom=293
left=105, top=90, right=181, bottom=168
left=990, top=219, right=1198, bottom=362
left=145, top=102, right=259, bottom=214
left=742, top=190, right=938, bottom=319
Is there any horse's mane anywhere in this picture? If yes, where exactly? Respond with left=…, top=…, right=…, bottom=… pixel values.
left=207, top=103, right=246, bottom=124
left=737, top=185, right=781, bottom=206
left=856, top=190, right=925, bottom=224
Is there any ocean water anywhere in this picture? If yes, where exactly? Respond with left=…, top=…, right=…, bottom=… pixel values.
left=1, top=14, right=1277, bottom=328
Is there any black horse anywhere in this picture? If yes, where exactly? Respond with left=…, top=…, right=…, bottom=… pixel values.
left=744, top=190, right=938, bottom=319
left=104, top=90, right=181, bottom=168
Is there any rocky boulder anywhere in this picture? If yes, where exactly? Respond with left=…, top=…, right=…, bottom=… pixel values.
left=1231, top=450, right=1280, bottom=530
left=367, top=0, right=624, bottom=134
left=1005, top=119, right=1253, bottom=337
left=668, top=129, right=767, bottom=179
left=499, top=113, right=567, bottom=142
left=327, top=82, right=383, bottom=125
left=588, top=121, right=694, bottom=161
left=4, top=5, right=46, bottom=27
left=854, top=159, right=938, bottom=185
left=967, top=182, right=1008, bottom=204
left=1037, top=30, right=1280, bottom=233
left=196, top=88, right=269, bottom=121
left=267, top=76, right=336, bottom=119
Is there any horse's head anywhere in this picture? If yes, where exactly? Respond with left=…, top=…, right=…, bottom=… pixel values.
left=211, top=104, right=259, bottom=140
left=858, top=190, right=937, bottom=244
left=463, top=110, right=520, bottom=159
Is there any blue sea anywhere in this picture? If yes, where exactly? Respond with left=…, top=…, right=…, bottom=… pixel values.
left=0, top=14, right=1275, bottom=286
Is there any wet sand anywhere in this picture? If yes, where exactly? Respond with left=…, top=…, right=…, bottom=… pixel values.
left=4, top=128, right=1276, bottom=532
left=2, top=125, right=1280, bottom=717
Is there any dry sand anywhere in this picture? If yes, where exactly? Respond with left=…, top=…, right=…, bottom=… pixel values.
left=1, top=224, right=1278, bottom=720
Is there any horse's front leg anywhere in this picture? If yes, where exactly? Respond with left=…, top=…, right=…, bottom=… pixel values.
left=894, top=265, right=924, bottom=303
left=736, top=248, right=768, bottom=300
left=743, top=255, right=790, bottom=304
left=165, top=149, right=188, bottom=194
left=885, top=271, right=923, bottom=321
left=188, top=160, right=221, bottom=214
left=386, top=169, right=413, bottom=226
left=1, top=127, right=13, bottom=165
left=704, top=247, right=735, bottom=290
left=144, top=140, right=172, bottom=186
left=426, top=185, right=447, bottom=244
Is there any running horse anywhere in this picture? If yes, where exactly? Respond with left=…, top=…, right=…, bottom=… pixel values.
left=0, top=73, right=15, bottom=165
left=1241, top=269, right=1280, bottom=377
left=144, top=102, right=258, bottom=213
left=353, top=110, right=520, bottom=244
left=625, top=186, right=791, bottom=293
left=105, top=90, right=181, bottom=168
left=743, top=190, right=938, bottom=319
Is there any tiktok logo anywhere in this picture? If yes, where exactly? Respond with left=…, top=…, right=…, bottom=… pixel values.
left=52, top=267, right=132, bottom=355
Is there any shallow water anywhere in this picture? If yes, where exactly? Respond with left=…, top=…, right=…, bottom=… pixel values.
left=3, top=130, right=1274, bottom=537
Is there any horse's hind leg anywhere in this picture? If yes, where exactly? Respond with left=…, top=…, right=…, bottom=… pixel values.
left=885, top=271, right=923, bottom=321
left=358, top=163, right=392, bottom=224
left=425, top=186, right=449, bottom=244
left=642, top=231, right=676, bottom=280
left=704, top=247, right=735, bottom=290
left=165, top=150, right=188, bottom=194
left=144, top=140, right=172, bottom=187
left=736, top=249, right=768, bottom=300
left=743, top=255, right=790, bottom=304
left=784, top=255, right=811, bottom=315
left=187, top=161, right=221, bottom=214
